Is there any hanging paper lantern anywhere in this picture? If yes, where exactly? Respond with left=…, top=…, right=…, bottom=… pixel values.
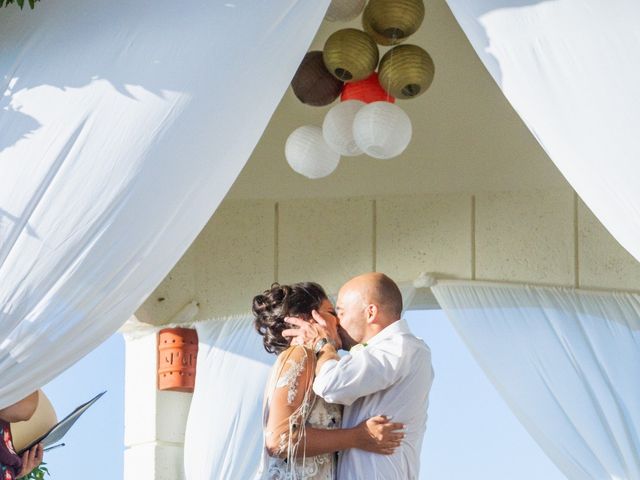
left=322, top=100, right=365, bottom=156
left=323, top=28, right=379, bottom=82
left=353, top=101, right=412, bottom=159
left=362, top=0, right=425, bottom=46
left=325, top=0, right=366, bottom=22
left=363, top=19, right=400, bottom=47
left=341, top=72, right=395, bottom=104
left=378, top=44, right=435, bottom=99
left=285, top=126, right=341, bottom=178
left=291, top=51, right=344, bottom=106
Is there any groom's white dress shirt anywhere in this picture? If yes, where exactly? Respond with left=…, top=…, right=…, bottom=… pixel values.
left=313, top=319, right=434, bottom=480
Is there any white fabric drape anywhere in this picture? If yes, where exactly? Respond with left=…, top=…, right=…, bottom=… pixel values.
left=183, top=314, right=273, bottom=480
left=444, top=0, right=640, bottom=262
left=432, top=281, right=640, bottom=479
left=0, top=0, right=330, bottom=408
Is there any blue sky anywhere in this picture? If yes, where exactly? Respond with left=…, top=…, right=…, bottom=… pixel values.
left=42, top=334, right=124, bottom=479
left=40, top=310, right=565, bottom=479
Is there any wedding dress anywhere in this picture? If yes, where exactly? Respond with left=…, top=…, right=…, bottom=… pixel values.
left=255, top=346, right=343, bottom=480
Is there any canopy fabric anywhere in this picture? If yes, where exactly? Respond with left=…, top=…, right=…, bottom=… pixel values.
left=445, top=0, right=640, bottom=262
left=0, top=0, right=330, bottom=409
left=183, top=314, right=272, bottom=480
left=433, top=281, right=640, bottom=479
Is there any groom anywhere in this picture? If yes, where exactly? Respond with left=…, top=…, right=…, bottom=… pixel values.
left=284, top=272, right=434, bottom=479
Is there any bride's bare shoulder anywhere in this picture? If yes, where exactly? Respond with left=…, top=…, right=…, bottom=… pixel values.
left=273, top=345, right=315, bottom=373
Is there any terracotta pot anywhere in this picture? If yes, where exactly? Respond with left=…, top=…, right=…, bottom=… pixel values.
left=157, top=328, right=198, bottom=392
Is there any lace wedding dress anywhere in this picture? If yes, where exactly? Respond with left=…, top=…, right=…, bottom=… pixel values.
left=255, top=346, right=343, bottom=480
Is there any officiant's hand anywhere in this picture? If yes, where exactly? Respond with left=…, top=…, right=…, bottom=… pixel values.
left=17, top=443, right=43, bottom=478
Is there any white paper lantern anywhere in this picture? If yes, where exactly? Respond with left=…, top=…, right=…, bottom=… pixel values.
left=325, top=0, right=367, bottom=22
left=285, top=126, right=341, bottom=179
left=353, top=101, right=412, bottom=159
left=322, top=100, right=365, bottom=156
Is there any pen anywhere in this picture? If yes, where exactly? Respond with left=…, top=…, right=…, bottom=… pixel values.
left=43, top=443, right=65, bottom=452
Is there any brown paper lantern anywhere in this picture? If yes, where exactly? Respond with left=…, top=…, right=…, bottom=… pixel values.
left=291, top=51, right=344, bottom=106
left=378, top=44, right=435, bottom=99
left=323, top=28, right=379, bottom=82
left=362, top=0, right=425, bottom=45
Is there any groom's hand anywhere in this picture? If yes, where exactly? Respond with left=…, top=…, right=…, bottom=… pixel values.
left=354, top=416, right=405, bottom=455
left=282, top=317, right=326, bottom=347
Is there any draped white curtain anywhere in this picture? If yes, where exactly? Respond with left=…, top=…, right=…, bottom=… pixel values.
left=444, top=0, right=640, bottom=263
left=0, top=0, right=330, bottom=408
left=432, top=281, right=640, bottom=479
left=183, top=314, right=273, bottom=480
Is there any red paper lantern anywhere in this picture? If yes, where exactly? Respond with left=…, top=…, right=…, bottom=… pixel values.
left=341, top=73, right=395, bottom=104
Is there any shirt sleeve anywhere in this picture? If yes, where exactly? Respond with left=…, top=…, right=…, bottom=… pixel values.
left=312, top=339, right=407, bottom=406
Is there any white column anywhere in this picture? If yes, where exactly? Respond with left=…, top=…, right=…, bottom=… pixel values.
left=123, top=324, right=192, bottom=480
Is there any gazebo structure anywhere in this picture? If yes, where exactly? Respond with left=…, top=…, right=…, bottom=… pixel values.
left=2, top=0, right=639, bottom=479
left=122, top=2, right=640, bottom=478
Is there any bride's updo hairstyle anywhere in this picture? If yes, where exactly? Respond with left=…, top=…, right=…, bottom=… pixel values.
left=253, top=282, right=329, bottom=355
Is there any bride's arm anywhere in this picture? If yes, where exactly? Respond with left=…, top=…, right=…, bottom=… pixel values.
left=264, top=346, right=404, bottom=459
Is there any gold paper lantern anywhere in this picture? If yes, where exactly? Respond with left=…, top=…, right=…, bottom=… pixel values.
left=362, top=0, right=425, bottom=45
left=323, top=28, right=379, bottom=82
left=378, top=44, right=435, bottom=99
left=363, top=18, right=400, bottom=47
left=325, top=0, right=367, bottom=22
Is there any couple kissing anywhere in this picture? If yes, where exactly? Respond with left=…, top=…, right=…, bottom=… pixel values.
left=253, top=272, right=434, bottom=480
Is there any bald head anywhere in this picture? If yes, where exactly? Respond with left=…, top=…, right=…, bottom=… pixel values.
left=344, top=272, right=403, bottom=319
left=336, top=273, right=403, bottom=346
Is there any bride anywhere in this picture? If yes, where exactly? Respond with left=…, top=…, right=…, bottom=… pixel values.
left=252, top=282, right=404, bottom=480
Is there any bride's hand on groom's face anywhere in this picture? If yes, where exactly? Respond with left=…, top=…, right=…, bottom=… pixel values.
left=311, top=309, right=343, bottom=350
left=284, top=309, right=342, bottom=348
left=282, top=316, right=327, bottom=347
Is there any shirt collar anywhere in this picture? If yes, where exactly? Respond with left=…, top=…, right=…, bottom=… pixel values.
left=365, top=318, right=410, bottom=347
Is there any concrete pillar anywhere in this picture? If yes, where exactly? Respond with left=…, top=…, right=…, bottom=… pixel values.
left=123, top=327, right=192, bottom=480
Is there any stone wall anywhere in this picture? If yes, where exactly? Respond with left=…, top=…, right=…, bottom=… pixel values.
left=138, top=187, right=640, bottom=325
